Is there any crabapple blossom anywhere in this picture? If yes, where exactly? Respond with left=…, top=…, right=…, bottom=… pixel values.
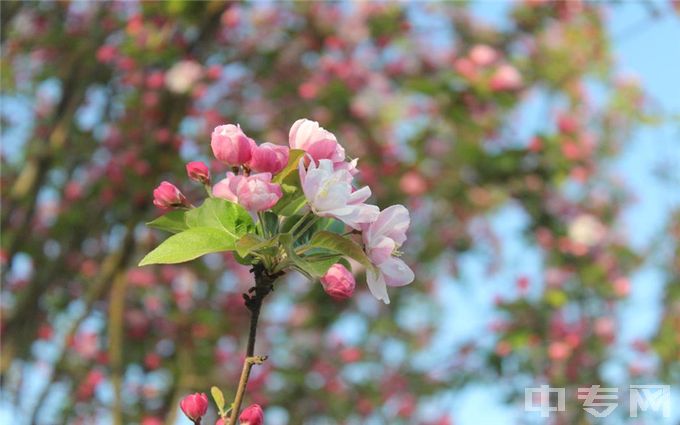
left=489, top=64, right=523, bottom=91
left=299, top=159, right=378, bottom=229
left=165, top=60, right=203, bottom=94
left=152, top=181, right=189, bottom=209
left=247, top=142, right=289, bottom=174
left=186, top=161, right=211, bottom=184
left=289, top=118, right=345, bottom=164
left=211, top=124, right=256, bottom=166
left=179, top=392, right=208, bottom=422
left=320, top=264, right=356, bottom=300
left=213, top=172, right=282, bottom=215
left=239, top=404, right=264, bottom=425
left=362, top=205, right=414, bottom=304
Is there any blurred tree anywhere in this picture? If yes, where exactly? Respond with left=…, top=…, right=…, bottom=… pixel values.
left=1, top=1, right=677, bottom=424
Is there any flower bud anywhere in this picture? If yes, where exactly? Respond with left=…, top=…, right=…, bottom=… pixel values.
left=289, top=118, right=344, bottom=163
left=320, top=264, right=356, bottom=300
left=211, top=124, right=255, bottom=166
left=153, top=181, right=188, bottom=209
left=179, top=393, right=208, bottom=422
left=239, top=404, right=264, bottom=425
left=186, top=161, right=211, bottom=184
left=248, top=142, right=289, bottom=174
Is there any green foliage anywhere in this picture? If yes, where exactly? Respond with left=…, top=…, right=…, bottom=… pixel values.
left=140, top=199, right=254, bottom=265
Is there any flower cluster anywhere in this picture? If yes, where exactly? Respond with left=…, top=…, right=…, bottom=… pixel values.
left=150, top=118, right=414, bottom=303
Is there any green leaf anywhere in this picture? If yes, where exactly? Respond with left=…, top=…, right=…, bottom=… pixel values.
left=273, top=149, right=305, bottom=184
left=185, top=198, right=254, bottom=238
left=278, top=233, right=333, bottom=278
left=308, top=231, right=375, bottom=272
left=138, top=227, right=237, bottom=266
left=146, top=210, right=188, bottom=234
left=211, top=386, right=225, bottom=416
left=235, top=234, right=279, bottom=258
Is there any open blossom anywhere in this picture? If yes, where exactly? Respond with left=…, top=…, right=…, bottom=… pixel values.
left=165, top=60, right=203, bottom=94
left=179, top=393, right=208, bottom=422
left=469, top=44, right=498, bottom=67
left=320, top=264, right=356, bottom=300
left=239, top=404, right=264, bottom=425
left=211, top=124, right=255, bottom=166
left=362, top=205, right=414, bottom=304
left=248, top=142, right=289, bottom=174
left=213, top=172, right=282, bottom=214
left=299, top=159, right=378, bottom=229
left=289, top=118, right=345, bottom=164
left=153, top=181, right=189, bottom=209
left=186, top=161, right=210, bottom=184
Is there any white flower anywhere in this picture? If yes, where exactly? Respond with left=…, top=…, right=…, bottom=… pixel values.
left=165, top=60, right=203, bottom=94
left=299, top=159, right=378, bottom=229
left=362, top=205, right=414, bottom=304
left=568, top=214, right=606, bottom=247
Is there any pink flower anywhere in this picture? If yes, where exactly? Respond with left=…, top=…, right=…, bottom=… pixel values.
left=299, top=159, right=378, bottom=229
left=237, top=173, right=283, bottom=213
left=289, top=119, right=345, bottom=163
left=320, top=264, right=356, bottom=300
left=179, top=393, right=208, bottom=422
left=239, top=404, right=263, bottom=425
left=248, top=142, right=289, bottom=174
left=362, top=205, right=414, bottom=304
left=153, top=181, right=189, bottom=209
left=186, top=161, right=211, bottom=184
left=215, top=419, right=225, bottom=425
left=211, top=124, right=256, bottom=166
left=469, top=44, right=498, bottom=67
left=213, top=172, right=282, bottom=214
left=489, top=64, right=523, bottom=91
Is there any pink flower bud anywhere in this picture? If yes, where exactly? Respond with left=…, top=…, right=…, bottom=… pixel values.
left=153, top=181, right=188, bottom=209
left=179, top=393, right=208, bottom=422
left=248, top=142, right=290, bottom=174
left=215, top=419, right=226, bottom=425
left=186, top=161, right=211, bottom=184
left=320, top=264, right=356, bottom=300
left=211, top=124, right=256, bottom=166
left=239, top=404, right=264, bottom=425
left=489, top=64, right=523, bottom=92
left=289, top=118, right=344, bottom=163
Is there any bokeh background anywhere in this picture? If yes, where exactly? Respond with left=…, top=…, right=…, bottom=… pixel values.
left=1, top=1, right=679, bottom=424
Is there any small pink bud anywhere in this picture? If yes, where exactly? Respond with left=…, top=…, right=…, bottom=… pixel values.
left=153, top=181, right=188, bottom=210
left=248, top=143, right=290, bottom=174
left=179, top=393, right=208, bottom=422
left=239, top=404, right=263, bottom=425
left=186, top=161, right=211, bottom=184
left=211, top=124, right=256, bottom=166
left=320, top=264, right=355, bottom=300
left=215, top=419, right=226, bottom=425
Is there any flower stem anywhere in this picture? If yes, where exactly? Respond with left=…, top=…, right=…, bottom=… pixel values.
left=227, top=264, right=283, bottom=425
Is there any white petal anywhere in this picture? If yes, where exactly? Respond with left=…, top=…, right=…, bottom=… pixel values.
left=379, top=257, right=414, bottom=287
left=366, top=267, right=390, bottom=304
